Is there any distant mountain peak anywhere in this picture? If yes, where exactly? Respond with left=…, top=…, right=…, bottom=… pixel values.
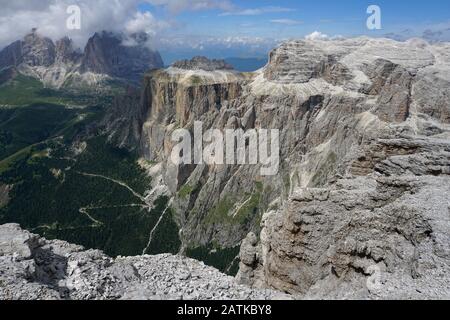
left=0, top=29, right=164, bottom=88
left=80, top=31, right=163, bottom=82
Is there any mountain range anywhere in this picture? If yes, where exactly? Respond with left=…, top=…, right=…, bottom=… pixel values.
left=1, top=33, right=450, bottom=300
left=0, top=29, right=163, bottom=89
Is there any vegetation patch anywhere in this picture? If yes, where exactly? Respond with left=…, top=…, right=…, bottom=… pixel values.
left=0, top=75, right=181, bottom=260
left=310, top=151, right=337, bottom=187
left=205, top=181, right=264, bottom=226
left=145, top=205, right=181, bottom=255
left=204, top=197, right=235, bottom=225
left=178, top=183, right=199, bottom=199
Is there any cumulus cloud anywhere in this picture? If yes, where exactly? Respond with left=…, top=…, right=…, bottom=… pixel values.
left=0, top=0, right=234, bottom=49
left=305, top=31, right=329, bottom=41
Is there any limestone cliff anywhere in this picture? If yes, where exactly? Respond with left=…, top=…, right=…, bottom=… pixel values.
left=103, top=38, right=450, bottom=296
left=235, top=38, right=450, bottom=298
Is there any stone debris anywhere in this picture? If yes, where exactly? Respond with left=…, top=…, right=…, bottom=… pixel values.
left=0, top=224, right=289, bottom=300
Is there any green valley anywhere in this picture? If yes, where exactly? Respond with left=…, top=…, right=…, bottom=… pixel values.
left=0, top=74, right=181, bottom=257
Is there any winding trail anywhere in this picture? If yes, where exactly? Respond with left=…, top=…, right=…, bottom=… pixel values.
left=76, top=171, right=174, bottom=254
left=76, top=171, right=148, bottom=204
left=79, top=207, right=104, bottom=226
left=79, top=204, right=146, bottom=226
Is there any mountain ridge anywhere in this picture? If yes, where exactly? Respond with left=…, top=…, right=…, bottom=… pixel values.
left=0, top=29, right=164, bottom=89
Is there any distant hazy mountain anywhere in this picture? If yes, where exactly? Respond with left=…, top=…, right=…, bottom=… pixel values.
left=224, top=57, right=268, bottom=72
left=80, top=31, right=163, bottom=82
left=384, top=27, right=450, bottom=43
left=0, top=29, right=163, bottom=89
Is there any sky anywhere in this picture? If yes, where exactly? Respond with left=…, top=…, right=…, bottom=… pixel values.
left=0, top=0, right=449, bottom=63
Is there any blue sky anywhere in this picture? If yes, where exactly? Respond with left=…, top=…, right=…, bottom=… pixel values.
left=1, top=0, right=449, bottom=64
left=140, top=0, right=450, bottom=39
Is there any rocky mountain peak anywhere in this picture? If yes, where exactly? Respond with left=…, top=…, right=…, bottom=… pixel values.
left=0, top=29, right=164, bottom=87
left=21, top=29, right=56, bottom=67
left=172, top=56, right=234, bottom=71
left=80, top=31, right=163, bottom=82
left=55, top=37, right=81, bottom=64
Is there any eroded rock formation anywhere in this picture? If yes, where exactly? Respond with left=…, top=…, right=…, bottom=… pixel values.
left=235, top=39, right=450, bottom=299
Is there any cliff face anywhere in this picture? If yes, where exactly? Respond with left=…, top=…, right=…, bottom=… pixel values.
left=235, top=39, right=450, bottom=298
left=103, top=38, right=450, bottom=294
left=103, top=37, right=450, bottom=277
left=237, top=140, right=450, bottom=299
left=80, top=31, right=163, bottom=82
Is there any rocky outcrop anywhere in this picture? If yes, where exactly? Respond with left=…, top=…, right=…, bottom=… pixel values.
left=55, top=37, right=82, bottom=64
left=172, top=56, right=233, bottom=71
left=0, top=30, right=163, bottom=88
left=263, top=40, right=352, bottom=85
left=237, top=135, right=450, bottom=299
left=0, top=29, right=60, bottom=70
left=234, top=38, right=450, bottom=299
left=0, top=29, right=59, bottom=70
left=0, top=41, right=23, bottom=69
left=0, top=224, right=287, bottom=300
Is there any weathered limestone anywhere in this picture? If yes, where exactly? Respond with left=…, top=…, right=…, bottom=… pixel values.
left=103, top=37, right=450, bottom=298
left=0, top=224, right=289, bottom=300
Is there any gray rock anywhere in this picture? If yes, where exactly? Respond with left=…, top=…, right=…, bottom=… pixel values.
left=0, top=29, right=164, bottom=88
left=80, top=31, right=163, bottom=82
left=172, top=56, right=233, bottom=71
left=105, top=37, right=450, bottom=266
left=238, top=136, right=450, bottom=300
left=0, top=224, right=288, bottom=300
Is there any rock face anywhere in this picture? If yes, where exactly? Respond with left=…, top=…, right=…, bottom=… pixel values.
left=0, top=224, right=287, bottom=300
left=237, top=140, right=450, bottom=299
left=0, top=30, right=163, bottom=88
left=0, top=30, right=57, bottom=69
left=0, top=41, right=23, bottom=69
left=172, top=56, right=234, bottom=71
left=21, top=30, right=57, bottom=67
left=104, top=37, right=450, bottom=294
left=234, top=39, right=450, bottom=299
left=80, top=31, right=163, bottom=82
left=55, top=37, right=82, bottom=64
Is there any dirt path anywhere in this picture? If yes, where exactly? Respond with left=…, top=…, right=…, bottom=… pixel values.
left=76, top=171, right=148, bottom=204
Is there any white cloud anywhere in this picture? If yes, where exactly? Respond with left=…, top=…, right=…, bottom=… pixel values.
left=0, top=0, right=234, bottom=49
left=271, top=19, right=302, bottom=26
left=125, top=12, right=169, bottom=36
left=220, top=6, right=295, bottom=16
left=305, top=31, right=329, bottom=41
